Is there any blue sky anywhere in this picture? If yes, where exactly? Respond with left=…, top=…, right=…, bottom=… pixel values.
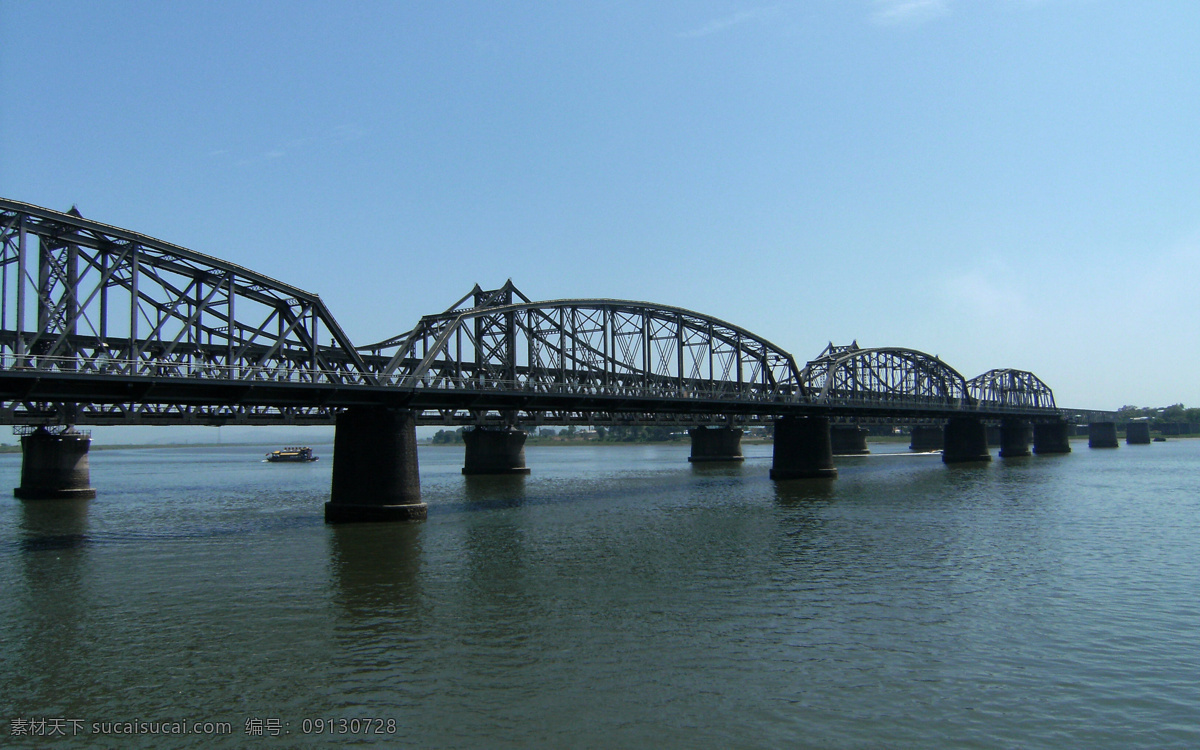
left=3, top=0, right=1199, bottom=421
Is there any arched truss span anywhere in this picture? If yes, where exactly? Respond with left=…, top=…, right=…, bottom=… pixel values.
left=361, top=281, right=805, bottom=403
left=0, top=198, right=368, bottom=385
left=800, top=342, right=970, bottom=407
left=967, top=368, right=1057, bottom=410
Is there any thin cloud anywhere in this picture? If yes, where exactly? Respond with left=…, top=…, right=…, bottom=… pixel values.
left=872, top=0, right=950, bottom=26
left=678, top=5, right=783, bottom=38
left=216, top=124, right=366, bottom=165
left=939, top=266, right=1031, bottom=327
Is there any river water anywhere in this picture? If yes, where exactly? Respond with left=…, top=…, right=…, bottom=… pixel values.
left=1, top=438, right=1197, bottom=748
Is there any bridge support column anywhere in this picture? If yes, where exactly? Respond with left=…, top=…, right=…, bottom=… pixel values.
left=942, top=417, right=991, bottom=463
left=688, top=426, right=744, bottom=462
left=770, top=417, right=837, bottom=480
left=909, top=425, right=943, bottom=452
left=1033, top=421, right=1072, bottom=454
left=999, top=419, right=1033, bottom=458
left=14, top=427, right=97, bottom=500
left=1088, top=421, right=1119, bottom=449
left=1125, top=422, right=1151, bottom=445
left=462, top=427, right=531, bottom=475
left=830, top=425, right=869, bottom=455
left=325, top=407, right=426, bottom=523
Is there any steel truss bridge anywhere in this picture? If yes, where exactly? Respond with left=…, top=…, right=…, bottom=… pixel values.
left=0, top=198, right=1062, bottom=429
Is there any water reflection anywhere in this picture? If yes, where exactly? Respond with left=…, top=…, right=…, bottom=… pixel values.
left=327, top=522, right=424, bottom=618
left=688, top=461, right=746, bottom=478
left=462, top=474, right=528, bottom=511
left=12, top=499, right=92, bottom=710
left=19, top=498, right=91, bottom=552
left=458, top=473, right=549, bottom=660
left=772, top=477, right=837, bottom=505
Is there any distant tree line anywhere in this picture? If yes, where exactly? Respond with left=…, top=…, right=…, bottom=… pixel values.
left=537, top=425, right=683, bottom=442
left=1115, top=403, right=1200, bottom=424
left=431, top=428, right=465, bottom=444
left=430, top=426, right=686, bottom=444
left=593, top=425, right=682, bottom=442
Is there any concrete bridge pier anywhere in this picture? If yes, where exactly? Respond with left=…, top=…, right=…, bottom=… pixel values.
left=1125, top=422, right=1151, bottom=445
left=830, top=425, right=870, bottom=455
left=942, top=417, right=991, bottom=463
left=1088, top=421, right=1119, bottom=449
left=13, top=426, right=97, bottom=500
left=462, top=427, right=531, bottom=475
left=1033, top=421, right=1072, bottom=454
left=770, top=416, right=837, bottom=480
left=999, top=419, right=1033, bottom=458
left=909, top=425, right=944, bottom=452
left=688, top=426, right=744, bottom=462
left=325, top=407, right=426, bottom=523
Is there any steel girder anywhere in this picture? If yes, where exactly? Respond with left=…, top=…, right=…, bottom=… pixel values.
left=360, top=282, right=806, bottom=417
left=0, top=401, right=340, bottom=426
left=967, top=368, right=1057, bottom=410
left=800, top=342, right=971, bottom=409
left=0, top=199, right=368, bottom=405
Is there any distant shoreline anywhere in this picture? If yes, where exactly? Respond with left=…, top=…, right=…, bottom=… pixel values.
left=0, top=442, right=301, bottom=453
left=0, top=434, right=1193, bottom=455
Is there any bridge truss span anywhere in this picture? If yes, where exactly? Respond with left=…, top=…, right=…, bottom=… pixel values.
left=967, top=368, right=1057, bottom=411
left=0, top=199, right=371, bottom=395
left=800, top=341, right=973, bottom=414
left=361, top=281, right=806, bottom=415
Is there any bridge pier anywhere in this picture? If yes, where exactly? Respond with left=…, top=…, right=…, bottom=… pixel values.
left=909, top=425, right=943, bottom=452
left=1125, top=422, right=1151, bottom=445
left=1088, top=421, right=1119, bottom=449
left=999, top=419, right=1033, bottom=458
left=325, top=407, right=426, bottom=523
left=942, top=417, right=991, bottom=463
left=1033, top=420, right=1072, bottom=454
left=462, top=427, right=531, bottom=475
left=688, top=426, right=744, bottom=462
left=830, top=425, right=870, bottom=455
left=13, top=427, right=97, bottom=500
left=770, top=416, right=837, bottom=480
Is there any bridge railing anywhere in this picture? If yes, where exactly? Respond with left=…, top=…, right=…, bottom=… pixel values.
left=811, top=394, right=1058, bottom=416
left=0, top=353, right=374, bottom=387
left=0, top=353, right=1062, bottom=416
left=0, top=353, right=802, bottom=401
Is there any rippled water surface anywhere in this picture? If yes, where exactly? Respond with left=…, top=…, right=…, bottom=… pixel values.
left=2, top=439, right=1198, bottom=748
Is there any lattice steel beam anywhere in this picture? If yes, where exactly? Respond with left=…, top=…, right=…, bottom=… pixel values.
left=0, top=199, right=371, bottom=404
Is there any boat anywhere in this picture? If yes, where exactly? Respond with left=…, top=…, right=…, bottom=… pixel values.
left=265, top=446, right=318, bottom=462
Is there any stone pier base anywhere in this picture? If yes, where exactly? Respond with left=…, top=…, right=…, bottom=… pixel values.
left=999, top=419, right=1033, bottom=458
left=325, top=407, right=427, bottom=523
left=942, top=417, right=992, bottom=464
left=1033, top=421, right=1072, bottom=454
left=830, top=425, right=870, bottom=455
left=1125, top=422, right=1151, bottom=445
left=14, top=427, right=97, bottom=500
left=909, top=425, right=944, bottom=452
left=688, top=426, right=744, bottom=462
left=462, top=427, right=531, bottom=475
left=1088, top=422, right=1119, bottom=449
left=770, top=416, right=837, bottom=480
